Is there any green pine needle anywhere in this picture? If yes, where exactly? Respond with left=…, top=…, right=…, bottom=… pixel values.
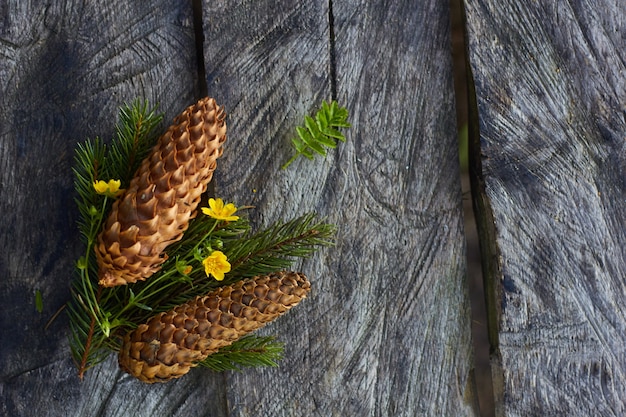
left=68, top=99, right=336, bottom=379
left=108, top=100, right=163, bottom=181
left=282, top=100, right=351, bottom=169
left=198, top=335, right=284, bottom=372
left=226, top=213, right=336, bottom=279
left=68, top=100, right=164, bottom=378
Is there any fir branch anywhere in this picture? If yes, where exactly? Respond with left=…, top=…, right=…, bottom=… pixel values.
left=197, top=335, right=284, bottom=372
left=68, top=101, right=164, bottom=377
left=118, top=212, right=334, bottom=317
left=107, top=100, right=163, bottom=182
left=69, top=99, right=337, bottom=379
left=226, top=213, right=336, bottom=278
left=282, top=100, right=351, bottom=169
left=72, top=138, right=107, bottom=243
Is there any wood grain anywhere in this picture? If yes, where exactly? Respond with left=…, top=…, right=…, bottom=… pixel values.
left=1, top=0, right=474, bottom=415
left=0, top=2, right=229, bottom=416
left=203, top=0, right=477, bottom=415
left=465, top=0, right=626, bottom=415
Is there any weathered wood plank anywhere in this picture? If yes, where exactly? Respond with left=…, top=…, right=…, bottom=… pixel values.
left=465, top=0, right=626, bottom=415
left=203, top=0, right=477, bottom=415
left=0, top=2, right=230, bottom=416
left=2, top=0, right=477, bottom=415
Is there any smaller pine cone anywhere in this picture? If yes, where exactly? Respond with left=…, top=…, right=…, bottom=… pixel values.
left=96, top=97, right=226, bottom=287
left=118, top=271, right=311, bottom=383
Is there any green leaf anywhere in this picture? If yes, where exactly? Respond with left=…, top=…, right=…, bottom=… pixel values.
left=35, top=290, right=43, bottom=313
left=297, top=126, right=327, bottom=156
left=282, top=100, right=350, bottom=169
left=291, top=135, right=315, bottom=160
left=322, top=127, right=346, bottom=140
left=316, top=106, right=328, bottom=127
left=304, top=115, right=322, bottom=137
left=313, top=131, right=339, bottom=148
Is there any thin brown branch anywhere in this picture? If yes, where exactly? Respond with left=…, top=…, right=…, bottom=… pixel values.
left=78, top=286, right=103, bottom=380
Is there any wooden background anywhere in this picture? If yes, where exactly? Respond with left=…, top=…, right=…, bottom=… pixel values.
left=0, top=1, right=623, bottom=416
left=466, top=0, right=626, bottom=416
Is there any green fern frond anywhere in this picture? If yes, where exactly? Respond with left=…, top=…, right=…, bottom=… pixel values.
left=282, top=100, right=350, bottom=169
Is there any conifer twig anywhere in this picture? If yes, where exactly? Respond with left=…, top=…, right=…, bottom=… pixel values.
left=197, top=335, right=284, bottom=372
left=69, top=99, right=338, bottom=380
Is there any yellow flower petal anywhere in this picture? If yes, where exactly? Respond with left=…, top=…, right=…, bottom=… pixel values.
left=201, top=198, right=239, bottom=221
left=93, top=180, right=109, bottom=194
left=93, top=179, right=124, bottom=197
left=202, top=250, right=231, bottom=281
left=107, top=179, right=121, bottom=193
left=209, top=198, right=222, bottom=212
left=223, top=203, right=237, bottom=215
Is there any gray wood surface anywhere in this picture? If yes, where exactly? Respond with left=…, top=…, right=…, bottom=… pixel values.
left=204, top=0, right=475, bottom=415
left=465, top=0, right=626, bottom=416
left=0, top=1, right=229, bottom=416
left=0, top=1, right=474, bottom=416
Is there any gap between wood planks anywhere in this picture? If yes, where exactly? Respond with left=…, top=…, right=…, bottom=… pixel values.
left=192, top=0, right=215, bottom=201
left=450, top=0, right=495, bottom=416
left=191, top=0, right=494, bottom=415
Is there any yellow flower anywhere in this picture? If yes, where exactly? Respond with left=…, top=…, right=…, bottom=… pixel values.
left=202, top=250, right=231, bottom=281
left=93, top=179, right=124, bottom=197
left=201, top=198, right=239, bottom=221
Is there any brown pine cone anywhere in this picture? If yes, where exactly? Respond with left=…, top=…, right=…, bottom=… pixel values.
left=118, top=271, right=311, bottom=383
left=95, top=97, right=227, bottom=287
